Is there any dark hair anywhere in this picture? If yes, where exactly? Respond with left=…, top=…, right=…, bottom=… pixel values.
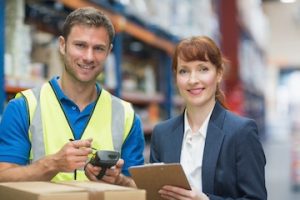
left=62, top=7, right=115, bottom=44
left=172, top=36, right=227, bottom=107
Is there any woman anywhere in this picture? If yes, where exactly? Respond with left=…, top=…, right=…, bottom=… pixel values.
left=150, top=36, right=267, bottom=200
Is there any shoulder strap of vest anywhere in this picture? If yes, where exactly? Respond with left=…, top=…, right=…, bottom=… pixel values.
left=16, top=87, right=40, bottom=126
left=111, top=94, right=125, bottom=153
left=17, top=84, right=45, bottom=162
left=102, top=90, right=134, bottom=153
left=29, top=86, right=45, bottom=161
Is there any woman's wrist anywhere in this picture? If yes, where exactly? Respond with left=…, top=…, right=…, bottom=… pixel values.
left=200, top=193, right=209, bottom=200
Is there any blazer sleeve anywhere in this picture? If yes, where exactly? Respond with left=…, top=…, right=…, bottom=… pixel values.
left=208, top=119, right=267, bottom=200
left=236, top=120, right=267, bottom=200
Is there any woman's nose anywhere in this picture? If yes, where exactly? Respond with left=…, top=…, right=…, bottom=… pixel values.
left=188, top=71, right=199, bottom=83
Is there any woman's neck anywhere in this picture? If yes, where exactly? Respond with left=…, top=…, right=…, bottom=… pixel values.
left=186, top=99, right=215, bottom=132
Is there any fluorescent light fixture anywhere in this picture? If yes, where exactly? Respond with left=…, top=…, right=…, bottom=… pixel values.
left=280, top=0, right=296, bottom=3
left=120, top=0, right=130, bottom=5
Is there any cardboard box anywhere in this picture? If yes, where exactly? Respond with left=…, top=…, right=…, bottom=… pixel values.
left=0, top=181, right=146, bottom=200
left=59, top=181, right=146, bottom=200
left=0, top=181, right=89, bottom=200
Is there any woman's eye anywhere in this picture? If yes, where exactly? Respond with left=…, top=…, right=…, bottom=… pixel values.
left=178, top=69, right=187, bottom=74
left=199, top=67, right=209, bottom=72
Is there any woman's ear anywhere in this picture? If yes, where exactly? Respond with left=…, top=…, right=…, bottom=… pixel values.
left=217, top=68, right=223, bottom=83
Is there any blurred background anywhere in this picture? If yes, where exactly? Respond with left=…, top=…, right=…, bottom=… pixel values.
left=1, top=0, right=300, bottom=199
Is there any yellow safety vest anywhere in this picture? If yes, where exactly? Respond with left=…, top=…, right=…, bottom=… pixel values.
left=17, top=82, right=134, bottom=182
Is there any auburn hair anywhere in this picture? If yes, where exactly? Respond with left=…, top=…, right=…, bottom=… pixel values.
left=172, top=36, right=227, bottom=107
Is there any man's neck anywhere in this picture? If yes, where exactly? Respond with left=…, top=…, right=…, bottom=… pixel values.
left=59, top=77, right=97, bottom=111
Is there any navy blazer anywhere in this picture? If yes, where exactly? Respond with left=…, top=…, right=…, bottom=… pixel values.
left=150, top=101, right=267, bottom=200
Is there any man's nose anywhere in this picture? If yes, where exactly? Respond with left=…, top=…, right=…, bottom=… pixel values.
left=84, top=48, right=94, bottom=62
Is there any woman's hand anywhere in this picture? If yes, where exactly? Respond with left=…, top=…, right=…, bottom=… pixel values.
left=159, top=185, right=209, bottom=200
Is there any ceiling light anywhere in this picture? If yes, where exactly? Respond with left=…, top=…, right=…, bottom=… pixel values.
left=280, top=0, right=296, bottom=3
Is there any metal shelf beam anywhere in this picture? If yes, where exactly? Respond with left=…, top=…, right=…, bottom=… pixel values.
left=0, top=0, right=5, bottom=115
left=59, top=0, right=176, bottom=55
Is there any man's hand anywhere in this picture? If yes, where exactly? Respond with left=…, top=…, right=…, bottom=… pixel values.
left=52, top=138, right=93, bottom=172
left=85, top=159, right=136, bottom=187
left=0, top=138, right=93, bottom=182
left=85, top=158, right=123, bottom=182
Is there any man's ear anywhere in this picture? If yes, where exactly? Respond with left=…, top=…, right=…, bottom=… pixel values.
left=59, top=36, right=66, bottom=55
left=108, top=44, right=113, bottom=54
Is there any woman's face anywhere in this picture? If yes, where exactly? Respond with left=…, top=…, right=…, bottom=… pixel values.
left=176, top=57, right=222, bottom=108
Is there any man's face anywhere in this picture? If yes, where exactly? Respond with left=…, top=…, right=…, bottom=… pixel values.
left=59, top=24, right=112, bottom=84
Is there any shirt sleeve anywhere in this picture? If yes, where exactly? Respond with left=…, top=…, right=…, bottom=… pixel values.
left=120, top=114, right=145, bottom=176
left=0, top=97, right=31, bottom=165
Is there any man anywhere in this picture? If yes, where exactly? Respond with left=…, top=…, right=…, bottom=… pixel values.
left=0, top=7, right=144, bottom=187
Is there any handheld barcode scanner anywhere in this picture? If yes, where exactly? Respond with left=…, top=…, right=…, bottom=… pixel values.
left=89, top=150, right=120, bottom=179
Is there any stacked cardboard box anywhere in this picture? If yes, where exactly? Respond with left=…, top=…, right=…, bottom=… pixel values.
left=0, top=181, right=145, bottom=200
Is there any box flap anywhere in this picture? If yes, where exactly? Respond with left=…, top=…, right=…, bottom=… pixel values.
left=59, top=181, right=146, bottom=200
left=0, top=181, right=87, bottom=193
left=59, top=181, right=135, bottom=191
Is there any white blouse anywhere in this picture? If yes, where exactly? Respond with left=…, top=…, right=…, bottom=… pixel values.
left=180, top=108, right=213, bottom=193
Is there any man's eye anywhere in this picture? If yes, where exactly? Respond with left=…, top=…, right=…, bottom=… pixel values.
left=95, top=46, right=106, bottom=52
left=75, top=43, right=85, bottom=48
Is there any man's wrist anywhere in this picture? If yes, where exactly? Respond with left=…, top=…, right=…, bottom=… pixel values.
left=115, top=173, right=136, bottom=188
left=35, top=155, right=59, bottom=180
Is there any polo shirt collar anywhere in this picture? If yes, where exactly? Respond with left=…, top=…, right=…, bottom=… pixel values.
left=49, top=76, right=101, bottom=101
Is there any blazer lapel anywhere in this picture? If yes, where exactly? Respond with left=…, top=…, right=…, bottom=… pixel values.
left=168, top=114, right=185, bottom=162
left=202, top=102, right=226, bottom=194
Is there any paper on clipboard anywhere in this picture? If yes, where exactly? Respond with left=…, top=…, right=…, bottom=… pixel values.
left=129, top=163, right=191, bottom=200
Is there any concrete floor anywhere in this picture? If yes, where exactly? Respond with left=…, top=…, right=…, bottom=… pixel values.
left=264, top=135, right=300, bottom=200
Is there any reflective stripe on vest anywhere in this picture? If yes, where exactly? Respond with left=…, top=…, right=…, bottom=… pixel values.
left=29, top=86, right=45, bottom=161
left=18, top=82, right=134, bottom=181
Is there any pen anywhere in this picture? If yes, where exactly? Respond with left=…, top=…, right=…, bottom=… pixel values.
left=69, top=138, right=97, bottom=151
left=69, top=139, right=97, bottom=180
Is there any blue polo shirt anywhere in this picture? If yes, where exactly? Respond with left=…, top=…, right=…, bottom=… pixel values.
left=0, top=77, right=145, bottom=176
